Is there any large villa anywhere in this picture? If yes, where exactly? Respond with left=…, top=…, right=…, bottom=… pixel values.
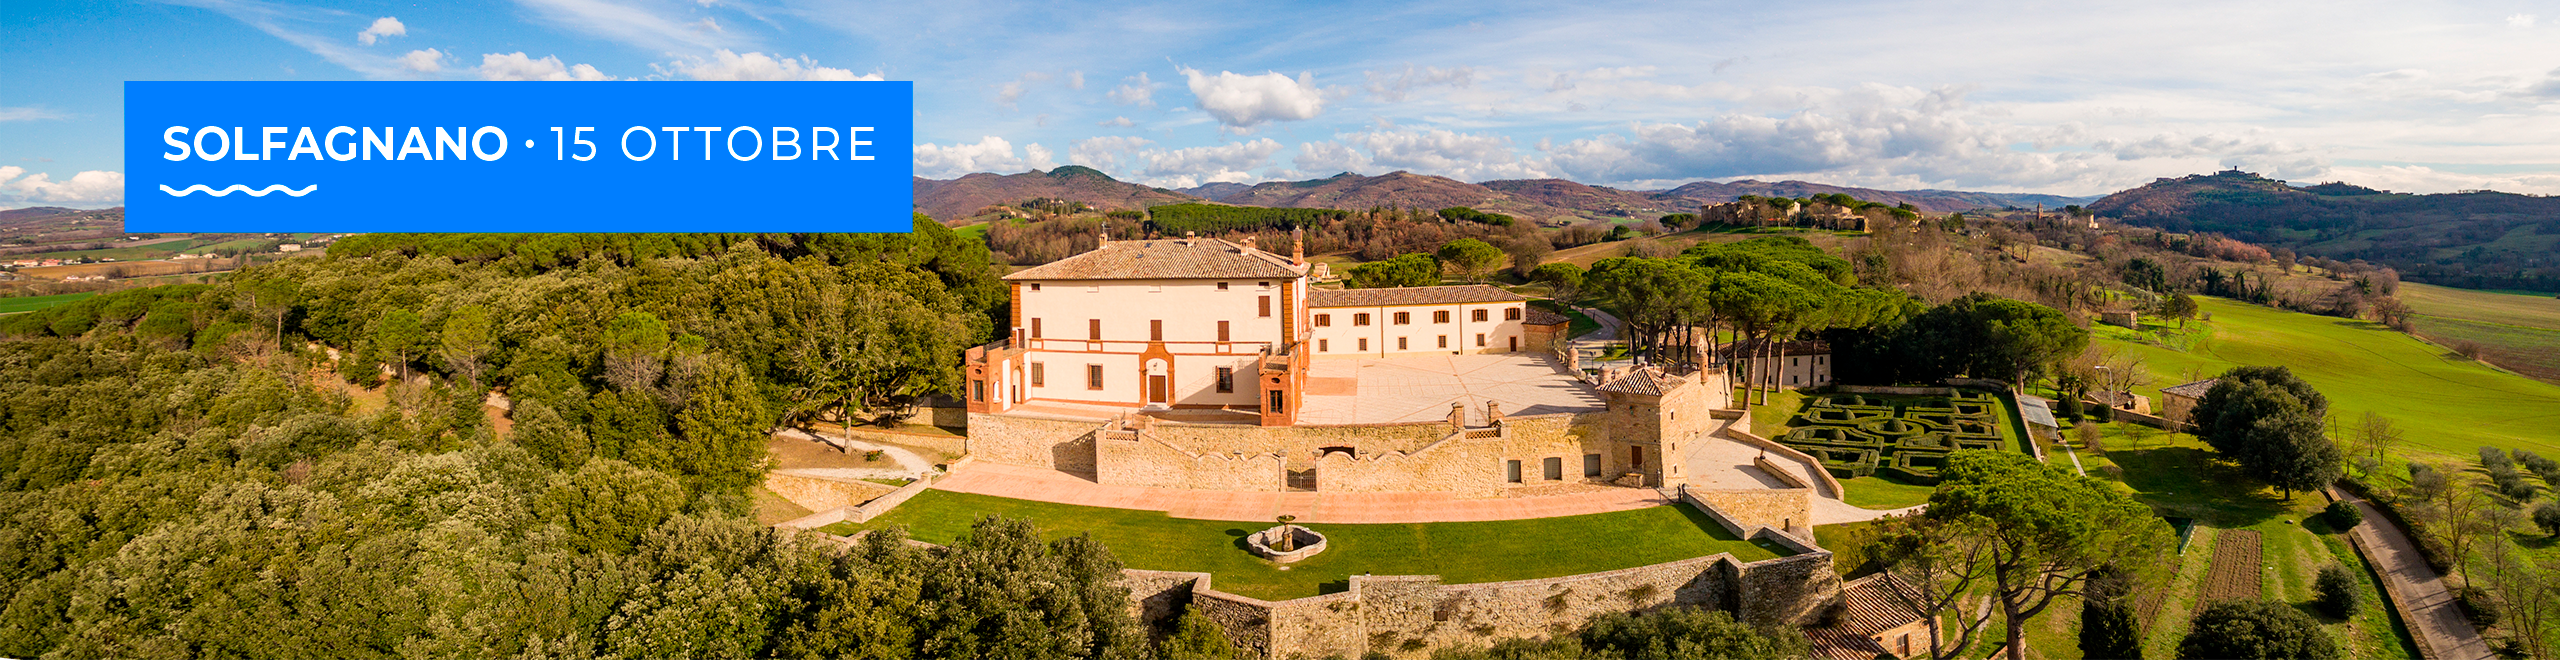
left=955, top=229, right=1839, bottom=502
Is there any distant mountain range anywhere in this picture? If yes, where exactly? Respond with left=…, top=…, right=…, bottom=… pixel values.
left=2091, top=169, right=2560, bottom=292
left=911, top=167, right=2100, bottom=226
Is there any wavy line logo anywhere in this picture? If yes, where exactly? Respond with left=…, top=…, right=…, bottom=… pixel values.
left=159, top=184, right=319, bottom=197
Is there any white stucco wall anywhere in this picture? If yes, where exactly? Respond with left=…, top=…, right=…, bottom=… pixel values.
left=1307, top=301, right=1529, bottom=358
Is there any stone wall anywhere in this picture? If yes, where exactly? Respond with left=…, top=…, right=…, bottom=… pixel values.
left=1175, top=547, right=1833, bottom=660
left=765, top=470, right=899, bottom=513
left=1717, top=426, right=1845, bottom=499
left=846, top=475, right=937, bottom=523
left=842, top=426, right=970, bottom=461
left=1752, top=454, right=1812, bottom=489
left=964, top=412, right=1105, bottom=473
left=1682, top=487, right=1814, bottom=537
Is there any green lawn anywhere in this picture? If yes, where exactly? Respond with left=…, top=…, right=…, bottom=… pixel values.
left=2093, top=296, right=2560, bottom=460
left=0, top=292, right=96, bottom=314
left=1837, top=474, right=1935, bottom=510
left=820, top=489, right=1787, bottom=600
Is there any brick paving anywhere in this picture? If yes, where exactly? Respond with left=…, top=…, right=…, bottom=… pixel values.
left=932, top=462, right=1670, bottom=523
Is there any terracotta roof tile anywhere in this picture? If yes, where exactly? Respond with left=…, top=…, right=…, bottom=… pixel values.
left=1304, top=284, right=1526, bottom=308
left=2162, top=378, right=2220, bottom=399
left=1596, top=368, right=1683, bottom=395
left=1523, top=308, right=1571, bottom=326
left=1002, top=238, right=1304, bottom=281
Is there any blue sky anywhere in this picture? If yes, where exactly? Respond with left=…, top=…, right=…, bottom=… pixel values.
left=6, top=0, right=2560, bottom=209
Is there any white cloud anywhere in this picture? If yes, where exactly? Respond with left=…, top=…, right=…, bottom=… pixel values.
left=356, top=16, right=404, bottom=46
left=1292, top=142, right=1371, bottom=177
left=1134, top=139, right=1285, bottom=188
left=1098, top=116, right=1135, bottom=127
left=996, top=71, right=1052, bottom=109
left=512, top=0, right=733, bottom=52
left=1180, top=68, right=1325, bottom=127
left=477, top=52, right=616, bottom=81
left=1364, top=65, right=1473, bottom=102
left=0, top=167, right=124, bottom=206
left=1339, top=129, right=1550, bottom=181
left=1068, top=135, right=1155, bottom=174
left=915, top=136, right=1055, bottom=178
left=1063, top=136, right=1284, bottom=187
left=2508, top=14, right=2537, bottom=28
left=0, top=107, right=68, bottom=122
left=398, top=48, right=445, bottom=73
left=1069, top=70, right=1085, bottom=90
left=1110, top=72, right=1158, bottom=107
left=662, top=50, right=877, bottom=81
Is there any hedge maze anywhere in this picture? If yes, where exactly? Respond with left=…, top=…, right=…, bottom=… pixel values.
left=1777, top=391, right=2010, bottom=484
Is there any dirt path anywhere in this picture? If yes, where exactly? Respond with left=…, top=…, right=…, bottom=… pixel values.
left=2332, top=486, right=2493, bottom=660
left=772, top=428, right=935, bottom=476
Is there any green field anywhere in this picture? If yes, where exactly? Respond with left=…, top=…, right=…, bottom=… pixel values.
left=820, top=489, right=1787, bottom=600
left=2397, top=282, right=2560, bottom=384
left=2094, top=297, right=2560, bottom=460
left=2402, top=282, right=2560, bottom=329
left=0, top=292, right=96, bottom=314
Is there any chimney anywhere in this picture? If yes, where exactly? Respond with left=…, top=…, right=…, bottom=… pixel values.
left=1449, top=402, right=1466, bottom=429
left=1291, top=226, right=1305, bottom=265
left=1486, top=401, right=1504, bottom=423
left=1097, top=221, right=1110, bottom=248
left=1242, top=235, right=1257, bottom=252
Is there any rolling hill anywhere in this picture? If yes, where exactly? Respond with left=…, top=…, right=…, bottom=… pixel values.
left=917, top=167, right=2102, bottom=227
left=910, top=166, right=1199, bottom=222
left=2090, top=169, right=2560, bottom=292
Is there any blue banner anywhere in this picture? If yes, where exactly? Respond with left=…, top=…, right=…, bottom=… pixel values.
left=124, top=81, right=913, bottom=233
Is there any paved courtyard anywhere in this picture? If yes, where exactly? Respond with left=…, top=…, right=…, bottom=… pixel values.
left=1298, top=353, right=1604, bottom=425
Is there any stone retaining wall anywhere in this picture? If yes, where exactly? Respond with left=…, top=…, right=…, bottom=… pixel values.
left=765, top=470, right=899, bottom=513
left=1681, top=487, right=1813, bottom=537
left=1753, top=455, right=1811, bottom=489
left=1138, top=547, right=1833, bottom=660
left=2095, top=404, right=2182, bottom=432
left=1717, top=425, right=1845, bottom=499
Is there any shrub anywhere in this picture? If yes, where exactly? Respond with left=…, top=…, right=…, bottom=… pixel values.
left=2523, top=449, right=2560, bottom=482
left=2314, top=564, right=2361, bottom=618
left=2536, top=501, right=2560, bottom=537
left=2080, top=602, right=2142, bottom=660
left=2457, top=585, right=2501, bottom=627
left=2058, top=396, right=2084, bottom=422
left=2481, top=446, right=2514, bottom=472
left=2496, top=471, right=2538, bottom=501
left=2179, top=600, right=2340, bottom=660
left=2092, top=403, right=2114, bottom=423
left=2322, top=500, right=2361, bottom=529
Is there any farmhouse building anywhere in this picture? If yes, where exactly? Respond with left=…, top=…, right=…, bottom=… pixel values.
left=2161, top=378, right=2219, bottom=423
left=1713, top=340, right=1835, bottom=389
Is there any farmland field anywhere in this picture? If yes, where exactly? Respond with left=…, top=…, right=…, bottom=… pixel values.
left=2198, top=529, right=2264, bottom=607
left=2399, top=282, right=2560, bottom=384
left=2093, top=297, right=2560, bottom=460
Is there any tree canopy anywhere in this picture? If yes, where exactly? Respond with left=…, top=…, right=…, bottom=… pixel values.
left=2190, top=366, right=2342, bottom=498
left=1346, top=253, right=1443, bottom=289
left=2178, top=600, right=2340, bottom=660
